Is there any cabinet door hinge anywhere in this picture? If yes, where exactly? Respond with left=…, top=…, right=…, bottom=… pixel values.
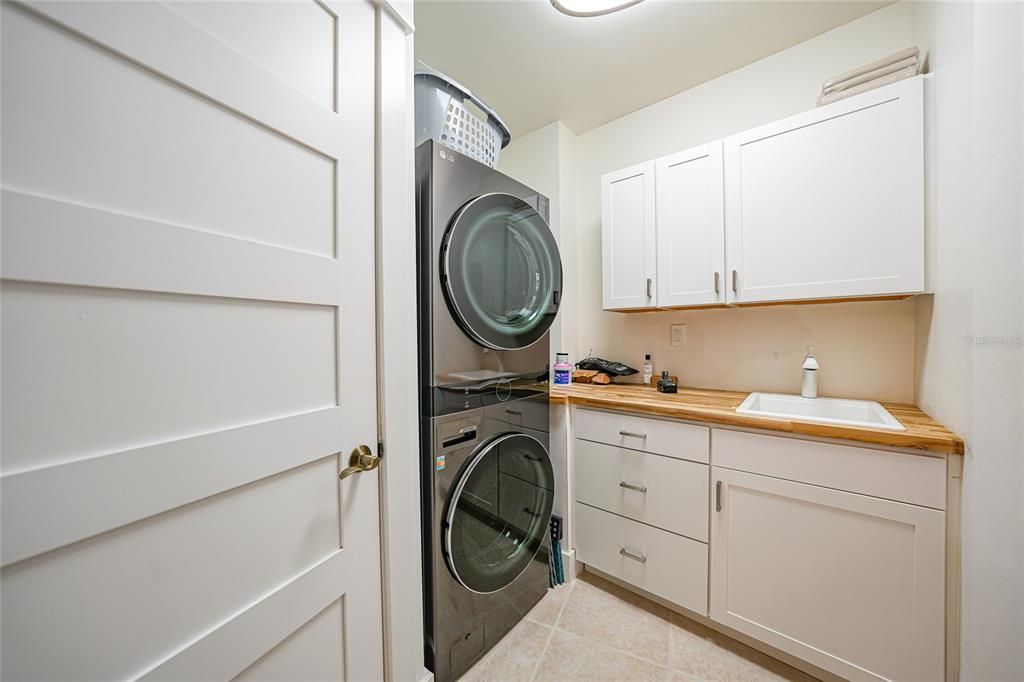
left=377, top=440, right=385, bottom=459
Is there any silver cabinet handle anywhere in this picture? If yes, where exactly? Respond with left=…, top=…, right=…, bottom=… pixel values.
left=714, top=271, right=720, bottom=295
left=715, top=480, right=723, bottom=512
left=731, top=270, right=738, bottom=293
left=618, top=430, right=647, bottom=438
left=646, top=277, right=652, bottom=298
left=619, top=547, right=648, bottom=564
left=619, top=481, right=648, bottom=493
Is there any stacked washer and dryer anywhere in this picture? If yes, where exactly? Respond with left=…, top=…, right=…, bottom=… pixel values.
left=415, top=64, right=563, bottom=682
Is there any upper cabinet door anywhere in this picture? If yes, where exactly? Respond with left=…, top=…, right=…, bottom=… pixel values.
left=601, top=161, right=657, bottom=310
left=724, top=76, right=924, bottom=304
left=655, top=142, right=726, bottom=308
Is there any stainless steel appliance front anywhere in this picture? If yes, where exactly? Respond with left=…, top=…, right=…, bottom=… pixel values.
left=416, top=140, right=561, bottom=413
left=422, top=399, right=553, bottom=682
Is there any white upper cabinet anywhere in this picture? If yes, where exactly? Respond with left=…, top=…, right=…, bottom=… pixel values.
left=600, top=76, right=925, bottom=311
left=655, top=142, right=726, bottom=308
left=601, top=160, right=656, bottom=310
left=724, top=77, right=924, bottom=304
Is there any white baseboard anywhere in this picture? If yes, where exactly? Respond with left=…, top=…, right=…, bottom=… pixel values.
left=561, top=547, right=579, bottom=580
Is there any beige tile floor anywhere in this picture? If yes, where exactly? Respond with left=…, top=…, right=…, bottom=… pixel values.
left=460, top=572, right=819, bottom=682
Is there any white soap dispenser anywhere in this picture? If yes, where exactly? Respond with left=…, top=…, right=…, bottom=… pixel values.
left=642, top=354, right=653, bottom=385
left=801, top=346, right=819, bottom=398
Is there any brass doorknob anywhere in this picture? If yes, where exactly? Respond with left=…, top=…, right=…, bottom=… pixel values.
left=339, top=444, right=380, bottom=480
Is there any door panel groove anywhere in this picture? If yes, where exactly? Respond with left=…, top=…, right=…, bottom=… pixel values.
left=2, top=189, right=344, bottom=305
left=17, top=0, right=345, bottom=158
left=138, top=549, right=351, bottom=682
left=2, top=407, right=344, bottom=566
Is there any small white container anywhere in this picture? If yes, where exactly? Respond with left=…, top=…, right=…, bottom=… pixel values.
left=801, top=346, right=820, bottom=398
left=642, top=354, right=653, bottom=385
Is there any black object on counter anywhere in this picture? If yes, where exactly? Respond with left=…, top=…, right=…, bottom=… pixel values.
left=576, top=355, right=638, bottom=376
left=657, top=370, right=678, bottom=393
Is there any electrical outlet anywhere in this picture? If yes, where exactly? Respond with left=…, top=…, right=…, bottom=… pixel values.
left=671, top=324, right=687, bottom=347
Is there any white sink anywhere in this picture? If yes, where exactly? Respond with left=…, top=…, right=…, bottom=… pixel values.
left=736, top=392, right=905, bottom=431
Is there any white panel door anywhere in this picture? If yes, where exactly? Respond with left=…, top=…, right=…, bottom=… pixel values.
left=709, top=466, right=944, bottom=682
left=724, top=76, right=924, bottom=304
left=655, top=142, right=726, bottom=308
left=1, top=2, right=383, bottom=680
left=601, top=160, right=657, bottom=310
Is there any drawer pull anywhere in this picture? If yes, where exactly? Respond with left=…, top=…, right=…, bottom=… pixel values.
left=505, top=409, right=523, bottom=416
left=619, top=547, right=648, bottom=564
left=618, top=481, right=648, bottom=493
left=618, top=430, right=647, bottom=439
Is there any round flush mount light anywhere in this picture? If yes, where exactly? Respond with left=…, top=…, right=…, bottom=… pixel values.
left=551, top=0, right=645, bottom=17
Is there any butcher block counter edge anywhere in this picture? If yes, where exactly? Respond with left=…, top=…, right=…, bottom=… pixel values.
left=550, top=383, right=963, bottom=455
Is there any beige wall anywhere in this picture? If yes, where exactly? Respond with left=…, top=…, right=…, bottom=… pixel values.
left=913, top=3, right=1024, bottom=679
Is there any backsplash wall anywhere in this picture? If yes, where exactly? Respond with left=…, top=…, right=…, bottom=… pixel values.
left=572, top=300, right=917, bottom=402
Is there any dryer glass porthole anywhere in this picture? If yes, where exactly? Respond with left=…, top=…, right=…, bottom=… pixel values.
left=444, top=433, right=554, bottom=594
left=442, top=193, right=562, bottom=350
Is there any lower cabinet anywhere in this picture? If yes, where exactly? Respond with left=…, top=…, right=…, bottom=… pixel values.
left=575, top=502, right=708, bottom=615
left=709, top=466, right=945, bottom=682
left=571, top=408, right=952, bottom=682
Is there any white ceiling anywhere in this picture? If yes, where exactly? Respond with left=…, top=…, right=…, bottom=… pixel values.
left=415, top=0, right=892, bottom=137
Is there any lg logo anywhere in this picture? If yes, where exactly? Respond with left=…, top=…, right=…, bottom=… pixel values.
left=439, top=149, right=455, bottom=163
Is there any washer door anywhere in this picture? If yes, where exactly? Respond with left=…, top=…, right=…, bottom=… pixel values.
left=442, top=193, right=562, bottom=350
left=444, top=433, right=554, bottom=594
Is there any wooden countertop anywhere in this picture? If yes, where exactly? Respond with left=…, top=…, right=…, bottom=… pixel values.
left=550, top=383, right=964, bottom=455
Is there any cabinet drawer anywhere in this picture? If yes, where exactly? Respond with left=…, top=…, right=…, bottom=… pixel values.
left=712, top=428, right=946, bottom=509
left=575, top=502, right=708, bottom=615
left=575, top=439, right=708, bottom=541
left=575, top=408, right=709, bottom=463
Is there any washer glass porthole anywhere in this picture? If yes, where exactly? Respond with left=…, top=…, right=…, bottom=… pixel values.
left=444, top=433, right=554, bottom=593
left=442, top=194, right=562, bottom=350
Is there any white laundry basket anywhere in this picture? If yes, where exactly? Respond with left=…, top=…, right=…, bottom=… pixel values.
left=415, top=61, right=511, bottom=168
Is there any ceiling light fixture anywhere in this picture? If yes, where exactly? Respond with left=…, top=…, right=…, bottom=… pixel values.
left=551, top=0, right=645, bottom=18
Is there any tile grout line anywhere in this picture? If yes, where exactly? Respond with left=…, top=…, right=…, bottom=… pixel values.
left=528, top=581, right=574, bottom=682
left=551, top=580, right=575, bottom=629
left=667, top=618, right=674, bottom=680
left=549, top=578, right=673, bottom=672
left=527, top=621, right=556, bottom=682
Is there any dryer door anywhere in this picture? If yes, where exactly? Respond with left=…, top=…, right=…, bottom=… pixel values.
left=442, top=193, right=562, bottom=350
left=443, top=432, right=554, bottom=594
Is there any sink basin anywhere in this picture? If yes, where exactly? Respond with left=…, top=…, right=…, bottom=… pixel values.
left=736, top=393, right=905, bottom=431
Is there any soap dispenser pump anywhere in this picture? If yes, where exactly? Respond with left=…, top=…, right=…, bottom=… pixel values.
left=801, top=346, right=819, bottom=398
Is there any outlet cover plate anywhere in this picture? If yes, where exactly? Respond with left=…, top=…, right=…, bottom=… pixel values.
left=671, top=324, right=687, bottom=347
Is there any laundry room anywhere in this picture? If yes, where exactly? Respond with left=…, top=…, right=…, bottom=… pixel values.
left=0, top=2, right=1020, bottom=682
left=412, top=2, right=1020, bottom=681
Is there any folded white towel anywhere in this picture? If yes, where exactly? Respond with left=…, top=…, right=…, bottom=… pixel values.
left=816, top=65, right=919, bottom=106
left=823, top=56, right=918, bottom=95
left=822, top=47, right=920, bottom=91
